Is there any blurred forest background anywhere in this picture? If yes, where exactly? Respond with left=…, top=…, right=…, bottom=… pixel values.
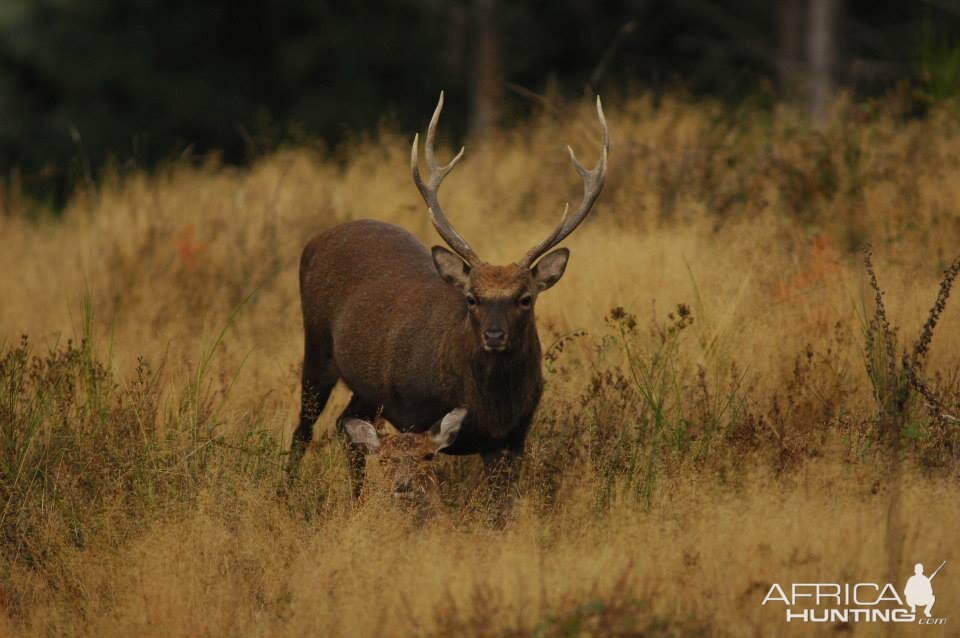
left=1, top=0, right=959, bottom=202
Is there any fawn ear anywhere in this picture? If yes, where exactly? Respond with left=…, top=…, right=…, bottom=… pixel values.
left=343, top=418, right=381, bottom=454
left=430, top=407, right=466, bottom=450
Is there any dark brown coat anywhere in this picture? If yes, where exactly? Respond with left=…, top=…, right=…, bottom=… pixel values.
left=288, top=93, right=607, bottom=499
left=295, top=219, right=542, bottom=456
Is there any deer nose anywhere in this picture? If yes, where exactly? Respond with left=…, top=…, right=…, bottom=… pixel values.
left=483, top=329, right=506, bottom=344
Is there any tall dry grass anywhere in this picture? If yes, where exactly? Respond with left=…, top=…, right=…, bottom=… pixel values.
left=1, top=94, right=959, bottom=636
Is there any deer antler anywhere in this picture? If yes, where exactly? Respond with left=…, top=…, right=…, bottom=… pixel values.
left=411, top=92, right=480, bottom=265
left=520, top=96, right=609, bottom=267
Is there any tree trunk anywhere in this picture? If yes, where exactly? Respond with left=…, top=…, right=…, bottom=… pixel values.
left=445, top=2, right=467, bottom=79
left=806, top=0, right=835, bottom=128
left=777, top=0, right=805, bottom=104
left=470, top=0, right=501, bottom=136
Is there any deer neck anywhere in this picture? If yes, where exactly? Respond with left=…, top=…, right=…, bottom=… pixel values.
left=445, top=320, right=542, bottom=437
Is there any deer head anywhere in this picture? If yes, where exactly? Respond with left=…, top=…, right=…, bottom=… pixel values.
left=411, top=92, right=609, bottom=353
left=343, top=408, right=466, bottom=507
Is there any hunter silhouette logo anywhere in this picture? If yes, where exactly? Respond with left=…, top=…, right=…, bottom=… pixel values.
left=905, top=561, right=944, bottom=619
left=762, top=560, right=948, bottom=625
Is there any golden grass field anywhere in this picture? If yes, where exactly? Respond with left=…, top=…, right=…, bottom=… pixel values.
left=2, top=94, right=959, bottom=636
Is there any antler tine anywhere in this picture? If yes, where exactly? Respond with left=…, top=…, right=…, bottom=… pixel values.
left=521, top=96, right=609, bottom=267
left=411, top=91, right=478, bottom=265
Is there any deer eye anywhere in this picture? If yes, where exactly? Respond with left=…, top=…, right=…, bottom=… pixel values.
left=423, top=452, right=435, bottom=461
left=518, top=293, right=533, bottom=308
left=466, top=294, right=477, bottom=308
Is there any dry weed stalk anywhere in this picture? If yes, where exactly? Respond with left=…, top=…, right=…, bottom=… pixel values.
left=863, top=245, right=960, bottom=599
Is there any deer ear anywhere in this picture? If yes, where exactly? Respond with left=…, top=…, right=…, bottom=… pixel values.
left=432, top=246, right=471, bottom=291
left=531, top=248, right=569, bottom=291
left=430, top=407, right=466, bottom=450
left=343, top=418, right=381, bottom=454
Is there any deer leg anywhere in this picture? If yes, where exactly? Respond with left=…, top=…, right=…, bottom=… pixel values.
left=287, top=336, right=337, bottom=480
left=480, top=420, right=530, bottom=525
left=481, top=448, right=521, bottom=527
left=482, top=448, right=521, bottom=494
left=336, top=394, right=381, bottom=499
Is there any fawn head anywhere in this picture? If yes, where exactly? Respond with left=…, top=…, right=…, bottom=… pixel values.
left=344, top=408, right=466, bottom=506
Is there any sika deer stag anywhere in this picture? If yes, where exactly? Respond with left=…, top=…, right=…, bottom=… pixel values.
left=290, top=93, right=608, bottom=506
